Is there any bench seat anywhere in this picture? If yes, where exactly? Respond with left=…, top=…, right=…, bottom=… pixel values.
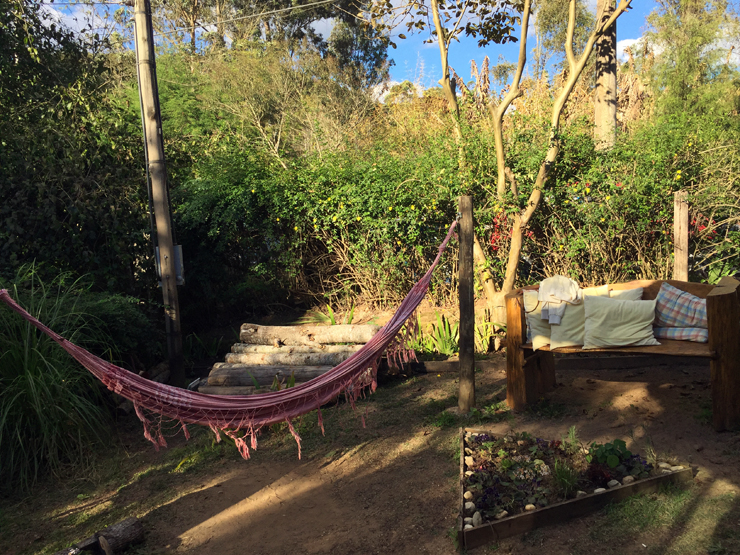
left=505, top=277, right=740, bottom=431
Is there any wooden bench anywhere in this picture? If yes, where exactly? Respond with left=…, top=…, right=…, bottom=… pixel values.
left=505, top=277, right=740, bottom=431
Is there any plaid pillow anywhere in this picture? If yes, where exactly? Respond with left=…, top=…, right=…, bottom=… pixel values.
left=653, top=326, right=708, bottom=343
left=654, top=282, right=708, bottom=328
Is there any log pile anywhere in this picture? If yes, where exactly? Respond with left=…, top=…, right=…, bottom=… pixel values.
left=198, top=323, right=380, bottom=395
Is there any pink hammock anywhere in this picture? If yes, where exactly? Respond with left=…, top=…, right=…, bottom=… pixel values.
left=0, top=222, right=457, bottom=459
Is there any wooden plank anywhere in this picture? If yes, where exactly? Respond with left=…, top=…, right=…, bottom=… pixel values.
left=239, top=323, right=379, bottom=346
left=224, top=351, right=356, bottom=366
left=522, top=339, right=714, bottom=358
left=231, top=344, right=363, bottom=354
left=506, top=292, right=532, bottom=410
left=674, top=191, right=689, bottom=281
left=208, top=364, right=335, bottom=386
left=458, top=195, right=476, bottom=412
left=416, top=359, right=500, bottom=374
left=460, top=462, right=693, bottom=550
left=707, top=278, right=740, bottom=431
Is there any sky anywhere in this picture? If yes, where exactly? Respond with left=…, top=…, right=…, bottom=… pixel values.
left=383, top=1, right=657, bottom=87
left=42, top=0, right=658, bottom=89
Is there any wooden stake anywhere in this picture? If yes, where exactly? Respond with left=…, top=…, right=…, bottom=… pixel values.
left=133, top=0, right=184, bottom=385
left=674, top=191, right=689, bottom=281
left=458, top=196, right=475, bottom=412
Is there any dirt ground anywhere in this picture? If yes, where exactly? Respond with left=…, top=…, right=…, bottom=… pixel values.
left=3, top=319, right=740, bottom=555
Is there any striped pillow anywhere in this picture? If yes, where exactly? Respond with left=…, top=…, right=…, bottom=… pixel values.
left=654, top=282, right=708, bottom=329
left=653, top=327, right=708, bottom=343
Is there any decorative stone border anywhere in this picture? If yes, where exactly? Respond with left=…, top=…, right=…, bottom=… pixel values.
left=457, top=427, right=694, bottom=551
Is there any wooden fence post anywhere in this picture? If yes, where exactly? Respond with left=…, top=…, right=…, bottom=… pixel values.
left=674, top=191, right=689, bottom=281
left=458, top=196, right=475, bottom=412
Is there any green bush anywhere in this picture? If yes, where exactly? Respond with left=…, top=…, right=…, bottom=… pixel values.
left=0, top=266, right=124, bottom=491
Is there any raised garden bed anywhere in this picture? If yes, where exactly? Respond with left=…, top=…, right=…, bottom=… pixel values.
left=457, top=427, right=693, bottom=551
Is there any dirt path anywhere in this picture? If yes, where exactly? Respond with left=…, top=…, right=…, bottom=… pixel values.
left=4, top=352, right=740, bottom=555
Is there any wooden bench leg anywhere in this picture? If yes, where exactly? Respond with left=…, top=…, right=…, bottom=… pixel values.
left=708, top=278, right=740, bottom=431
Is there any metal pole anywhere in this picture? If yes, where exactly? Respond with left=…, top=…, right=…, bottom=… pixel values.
left=133, top=0, right=185, bottom=385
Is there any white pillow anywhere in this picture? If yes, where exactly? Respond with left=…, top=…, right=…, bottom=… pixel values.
left=523, top=289, right=550, bottom=351
left=583, top=296, right=660, bottom=350
left=549, top=286, right=609, bottom=349
left=609, top=287, right=644, bottom=301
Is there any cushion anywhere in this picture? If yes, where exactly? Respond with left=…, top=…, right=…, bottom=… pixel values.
left=549, top=285, right=610, bottom=349
left=654, top=327, right=709, bottom=343
left=583, top=295, right=660, bottom=350
left=523, top=289, right=550, bottom=351
left=654, top=282, right=708, bottom=328
left=610, top=287, right=643, bottom=301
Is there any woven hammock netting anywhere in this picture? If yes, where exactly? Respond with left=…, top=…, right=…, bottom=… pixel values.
left=0, top=222, right=457, bottom=459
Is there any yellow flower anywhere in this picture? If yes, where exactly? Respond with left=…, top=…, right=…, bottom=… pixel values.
left=585, top=188, right=591, bottom=194
left=388, top=206, right=393, bottom=211
left=251, top=189, right=255, bottom=193
left=356, top=216, right=361, bottom=221
left=559, top=245, right=564, bottom=250
left=332, top=216, right=337, bottom=222
left=313, top=218, right=317, bottom=223
left=410, top=205, right=415, bottom=210
left=600, top=218, right=605, bottom=222
left=339, top=203, right=344, bottom=209
left=314, top=225, right=318, bottom=230
left=294, top=226, right=298, bottom=231
left=606, top=195, right=611, bottom=201
left=565, top=200, right=570, bottom=204
left=397, top=240, right=401, bottom=245
left=276, top=217, right=280, bottom=222
left=688, top=142, right=692, bottom=147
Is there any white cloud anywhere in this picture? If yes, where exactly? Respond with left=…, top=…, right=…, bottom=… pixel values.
left=616, top=37, right=640, bottom=62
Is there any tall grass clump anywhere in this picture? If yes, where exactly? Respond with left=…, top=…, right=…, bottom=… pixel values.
left=0, top=266, right=115, bottom=492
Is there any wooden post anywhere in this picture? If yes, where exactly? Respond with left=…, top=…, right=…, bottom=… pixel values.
left=458, top=196, right=475, bottom=412
left=674, top=191, right=689, bottom=281
left=134, top=0, right=185, bottom=385
left=505, top=291, right=527, bottom=410
left=594, top=0, right=617, bottom=150
left=707, top=277, right=740, bottom=431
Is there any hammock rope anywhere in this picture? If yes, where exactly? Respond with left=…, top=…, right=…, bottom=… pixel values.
left=0, top=222, right=457, bottom=459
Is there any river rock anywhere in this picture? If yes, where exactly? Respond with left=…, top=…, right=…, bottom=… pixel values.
left=495, top=510, right=509, bottom=520
left=472, top=511, right=483, bottom=527
left=576, top=490, right=587, bottom=498
left=464, top=517, right=473, bottom=525
left=465, top=456, right=475, bottom=468
left=607, top=479, right=620, bottom=488
left=464, top=447, right=473, bottom=455
left=594, top=488, right=606, bottom=494
left=465, top=471, right=474, bottom=476
left=463, top=491, right=474, bottom=501
left=622, top=475, right=635, bottom=485
left=464, top=501, right=476, bottom=514
left=658, top=462, right=671, bottom=470
left=670, top=465, right=684, bottom=471
left=525, top=504, right=536, bottom=511
left=464, top=524, right=473, bottom=530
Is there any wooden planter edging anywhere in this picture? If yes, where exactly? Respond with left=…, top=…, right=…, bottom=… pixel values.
left=457, top=428, right=694, bottom=551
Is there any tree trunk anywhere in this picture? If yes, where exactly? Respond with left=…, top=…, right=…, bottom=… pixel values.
left=239, top=324, right=379, bottom=346
left=595, top=0, right=617, bottom=149
left=60, top=517, right=144, bottom=555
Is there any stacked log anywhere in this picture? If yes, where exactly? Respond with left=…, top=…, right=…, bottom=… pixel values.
left=199, top=323, right=379, bottom=395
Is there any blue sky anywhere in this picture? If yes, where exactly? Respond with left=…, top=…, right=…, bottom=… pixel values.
left=384, top=1, right=656, bottom=87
